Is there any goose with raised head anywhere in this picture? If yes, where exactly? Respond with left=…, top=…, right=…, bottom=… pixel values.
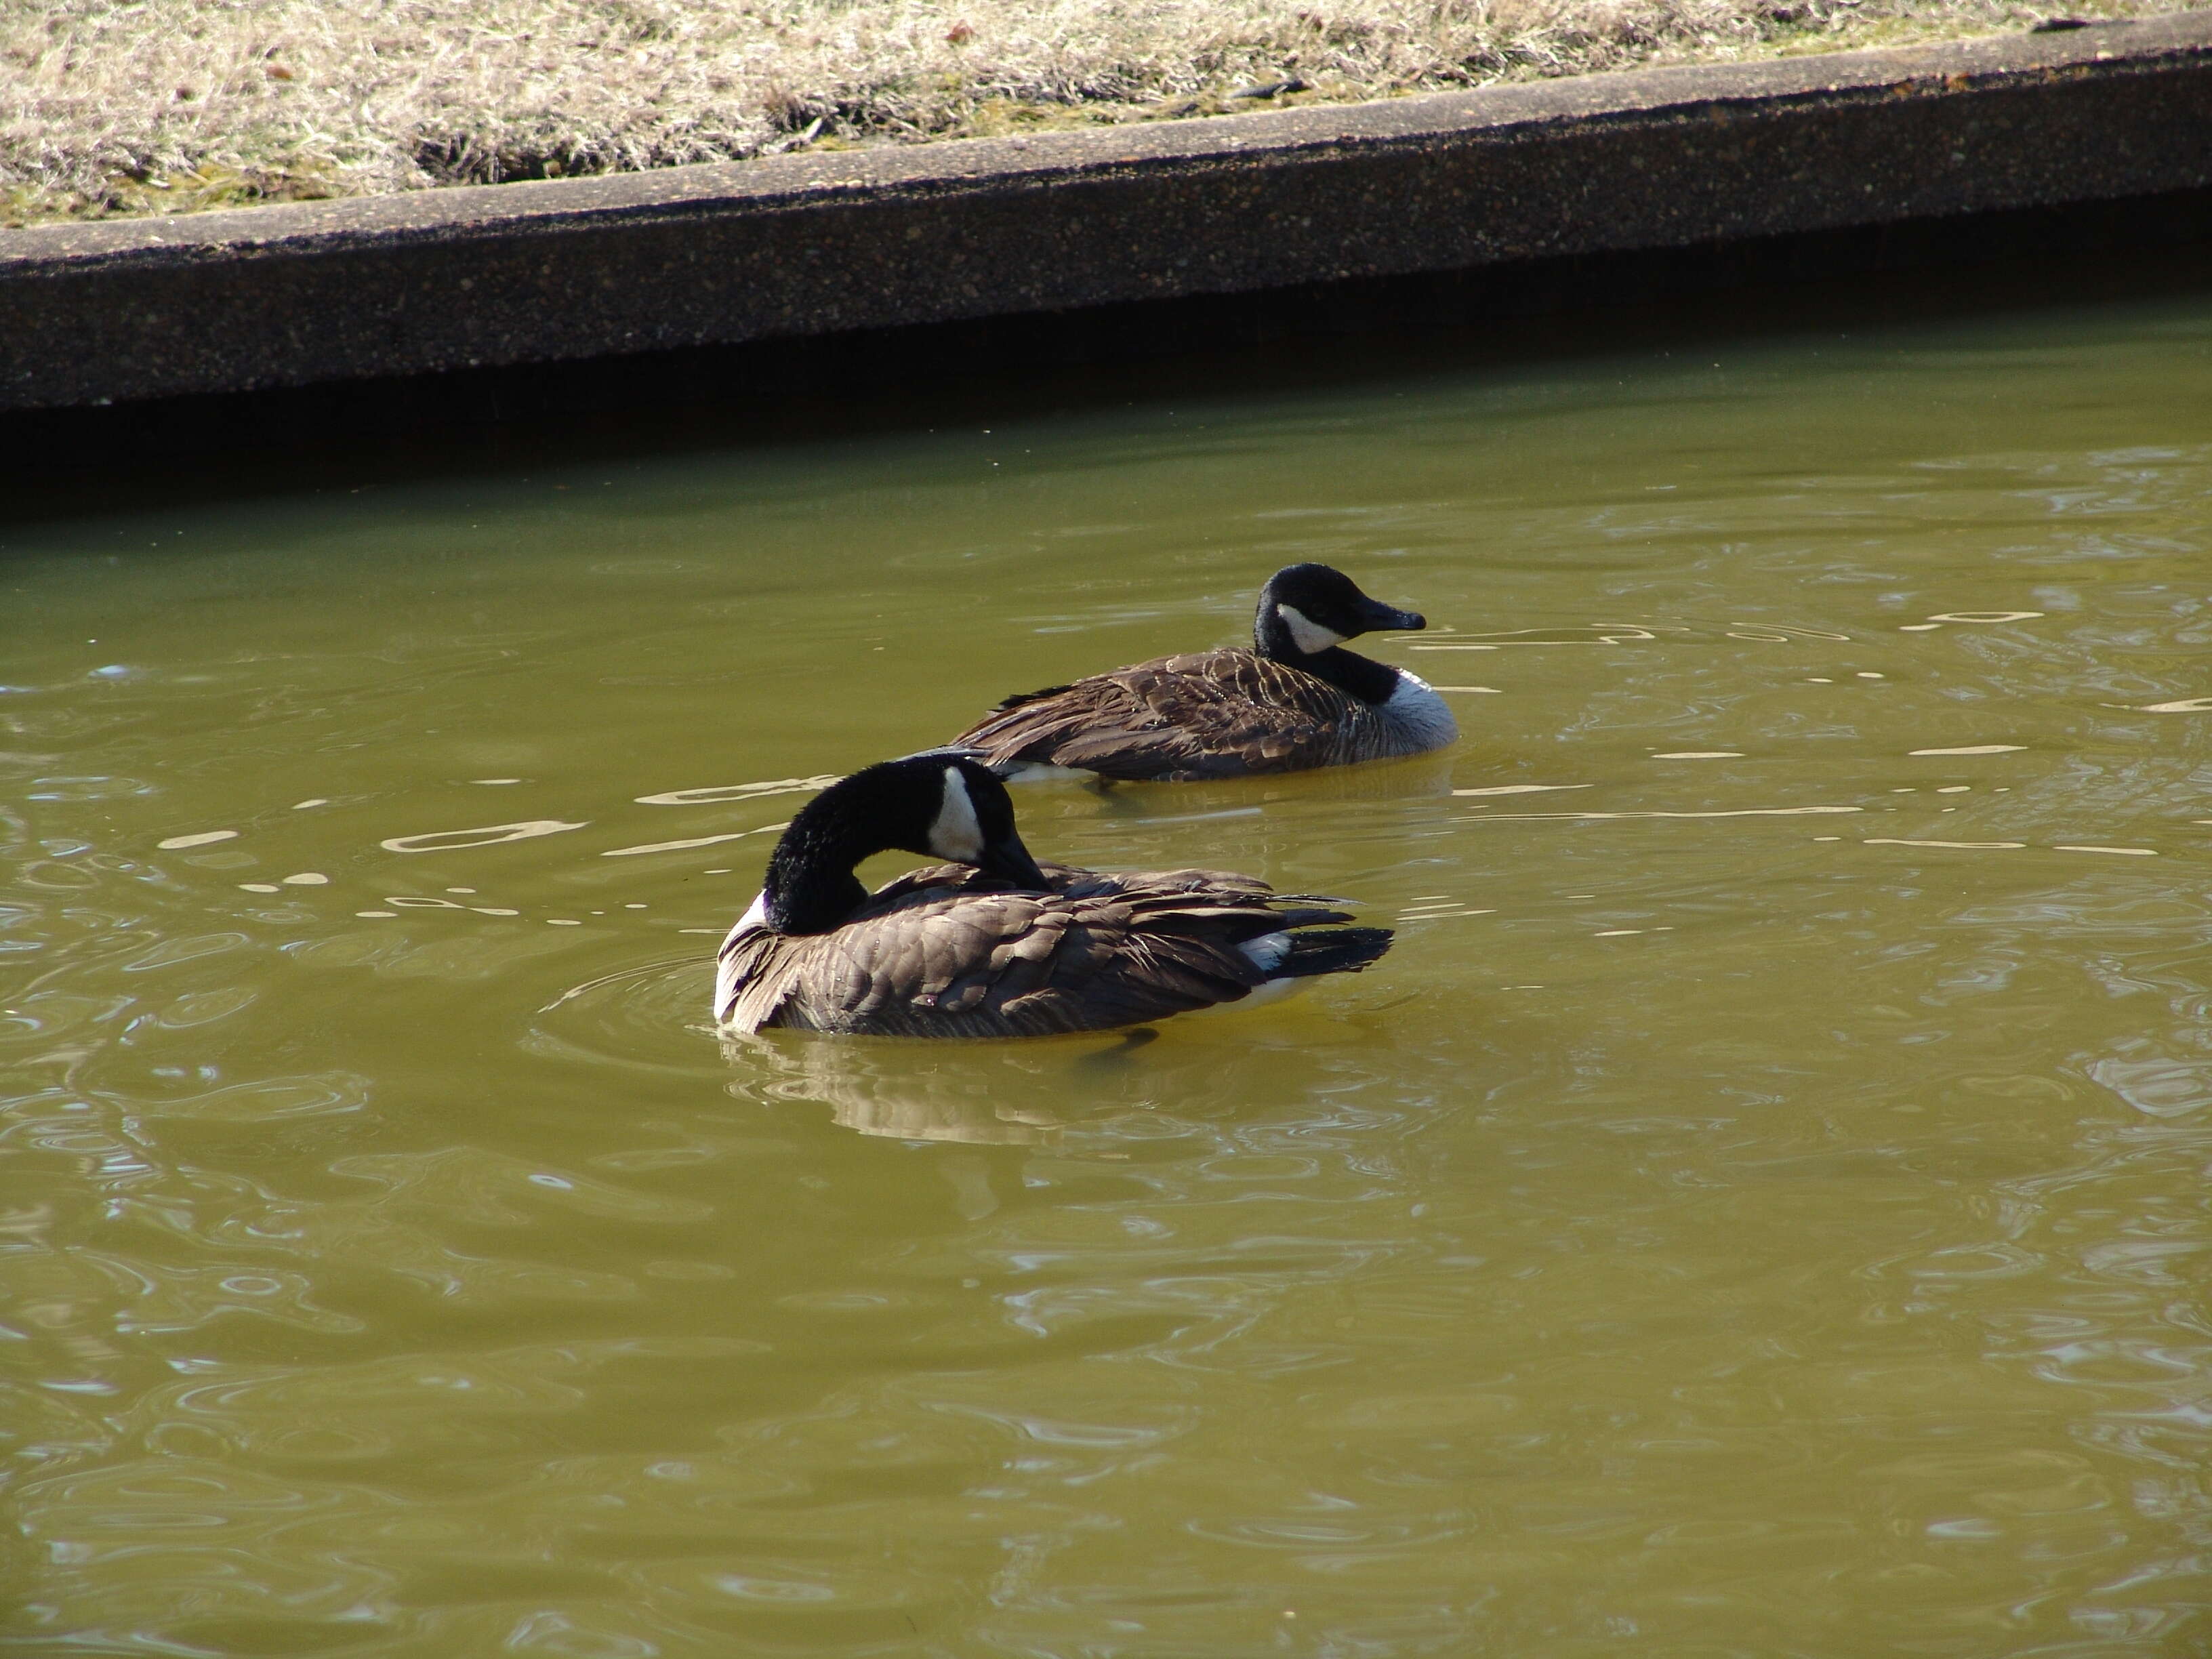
left=950, top=562, right=1457, bottom=782
left=712, top=752, right=1393, bottom=1038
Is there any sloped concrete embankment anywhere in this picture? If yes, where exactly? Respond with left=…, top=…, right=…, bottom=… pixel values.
left=1, top=12, right=2209, bottom=413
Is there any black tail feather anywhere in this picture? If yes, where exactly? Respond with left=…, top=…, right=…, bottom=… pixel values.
left=1280, top=926, right=1393, bottom=977
left=1273, top=906, right=1358, bottom=930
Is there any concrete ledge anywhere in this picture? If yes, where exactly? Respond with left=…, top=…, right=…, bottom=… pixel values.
left=3, top=12, right=2209, bottom=412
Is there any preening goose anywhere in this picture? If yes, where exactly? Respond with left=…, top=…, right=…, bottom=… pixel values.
left=712, top=752, right=1393, bottom=1038
left=951, top=562, right=1458, bottom=782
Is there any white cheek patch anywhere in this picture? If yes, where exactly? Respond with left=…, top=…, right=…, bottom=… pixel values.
left=928, top=766, right=985, bottom=863
left=1276, top=602, right=1346, bottom=655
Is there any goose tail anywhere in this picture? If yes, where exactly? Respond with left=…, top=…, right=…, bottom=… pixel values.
left=1279, top=926, right=1394, bottom=978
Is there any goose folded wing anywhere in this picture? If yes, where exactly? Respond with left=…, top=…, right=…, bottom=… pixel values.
left=878, top=863, right=1324, bottom=935
left=997, top=899, right=1277, bottom=1031
left=833, top=897, right=1040, bottom=1013
left=863, top=860, right=1094, bottom=904
left=868, top=861, right=1276, bottom=906
left=842, top=888, right=1287, bottom=1033
left=958, top=651, right=1358, bottom=780
left=1046, top=864, right=1276, bottom=903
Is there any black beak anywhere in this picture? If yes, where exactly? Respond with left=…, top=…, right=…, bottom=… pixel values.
left=979, top=828, right=1049, bottom=890
left=1357, top=597, right=1426, bottom=632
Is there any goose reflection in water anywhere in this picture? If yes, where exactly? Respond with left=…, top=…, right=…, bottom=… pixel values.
left=721, top=1029, right=1160, bottom=1145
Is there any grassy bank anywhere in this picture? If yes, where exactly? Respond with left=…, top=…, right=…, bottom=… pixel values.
left=2, top=0, right=2194, bottom=227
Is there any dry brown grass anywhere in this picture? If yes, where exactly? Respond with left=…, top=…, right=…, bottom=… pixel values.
left=1, top=0, right=2193, bottom=226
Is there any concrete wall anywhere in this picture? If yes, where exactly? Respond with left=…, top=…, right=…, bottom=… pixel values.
left=3, top=12, right=2208, bottom=413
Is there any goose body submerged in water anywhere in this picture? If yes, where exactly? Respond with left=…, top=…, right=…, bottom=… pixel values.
left=951, top=562, right=1458, bottom=782
left=712, top=752, right=1393, bottom=1038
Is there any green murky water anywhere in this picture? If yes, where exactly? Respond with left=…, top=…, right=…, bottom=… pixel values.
left=5, top=287, right=2212, bottom=1658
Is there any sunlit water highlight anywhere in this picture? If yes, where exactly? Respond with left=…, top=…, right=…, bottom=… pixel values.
left=4, top=288, right=2211, bottom=1656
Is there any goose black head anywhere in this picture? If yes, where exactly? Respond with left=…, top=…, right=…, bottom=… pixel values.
left=1254, top=563, right=1427, bottom=660
left=762, top=750, right=1048, bottom=934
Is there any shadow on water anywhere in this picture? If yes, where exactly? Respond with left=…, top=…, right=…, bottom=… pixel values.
left=2, top=188, right=2207, bottom=531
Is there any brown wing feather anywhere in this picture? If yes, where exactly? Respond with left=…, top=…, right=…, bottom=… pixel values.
left=954, top=650, right=1371, bottom=781
left=716, top=862, right=1309, bottom=1037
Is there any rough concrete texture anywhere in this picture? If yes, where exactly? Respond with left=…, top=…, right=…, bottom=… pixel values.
left=2, top=12, right=2208, bottom=412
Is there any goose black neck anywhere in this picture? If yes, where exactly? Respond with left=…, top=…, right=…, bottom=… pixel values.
left=760, top=818, right=876, bottom=935
left=1253, top=609, right=1402, bottom=705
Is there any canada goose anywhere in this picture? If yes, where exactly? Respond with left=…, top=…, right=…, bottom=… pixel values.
left=950, top=562, right=1458, bottom=782
left=712, top=752, right=1393, bottom=1037
left=724, top=1032, right=1088, bottom=1144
